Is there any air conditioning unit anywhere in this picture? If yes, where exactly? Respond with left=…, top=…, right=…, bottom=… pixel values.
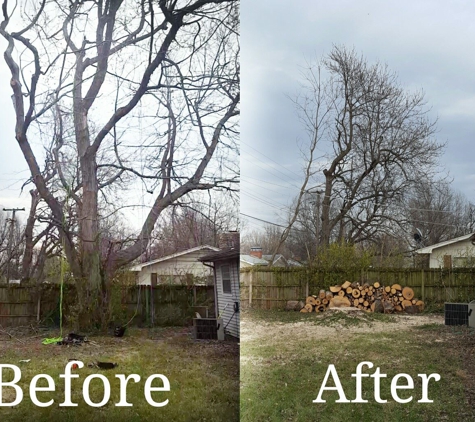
left=193, top=317, right=224, bottom=340
left=469, top=301, right=475, bottom=328
left=444, top=303, right=468, bottom=326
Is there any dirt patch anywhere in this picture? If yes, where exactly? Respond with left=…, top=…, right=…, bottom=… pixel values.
left=241, top=310, right=444, bottom=345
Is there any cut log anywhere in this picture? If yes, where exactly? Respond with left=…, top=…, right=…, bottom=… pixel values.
left=346, top=287, right=353, bottom=294
left=363, top=300, right=369, bottom=307
left=416, top=300, right=425, bottom=311
left=405, top=305, right=419, bottom=314
left=391, top=288, right=396, bottom=295
left=391, top=284, right=402, bottom=291
left=329, top=296, right=351, bottom=308
left=316, top=305, right=325, bottom=313
left=319, top=290, right=326, bottom=299
left=401, top=300, right=412, bottom=309
left=402, top=287, right=415, bottom=301
left=304, top=303, right=313, bottom=312
left=382, top=300, right=394, bottom=313
left=384, top=286, right=391, bottom=293
left=338, top=290, right=345, bottom=297
left=373, top=281, right=380, bottom=289
left=314, top=299, right=321, bottom=306
left=326, top=291, right=333, bottom=300
left=300, top=307, right=308, bottom=313
left=341, top=281, right=351, bottom=290
left=322, top=298, right=329, bottom=305
left=352, top=289, right=361, bottom=298
left=329, top=285, right=341, bottom=293
left=285, top=300, right=304, bottom=311
left=394, top=305, right=403, bottom=312
left=372, top=299, right=384, bottom=313
left=306, top=296, right=316, bottom=305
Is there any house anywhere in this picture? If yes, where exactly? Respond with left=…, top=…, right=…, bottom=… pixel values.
left=240, top=254, right=269, bottom=268
left=240, top=246, right=303, bottom=268
left=130, top=245, right=220, bottom=285
left=198, top=235, right=240, bottom=339
left=414, top=233, right=475, bottom=269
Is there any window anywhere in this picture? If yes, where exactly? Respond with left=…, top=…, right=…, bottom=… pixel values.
left=221, top=265, right=232, bottom=294
left=453, top=257, right=475, bottom=268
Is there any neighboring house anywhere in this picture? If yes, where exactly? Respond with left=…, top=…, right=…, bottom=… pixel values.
left=414, top=233, right=475, bottom=269
left=287, top=258, right=304, bottom=267
left=240, top=246, right=303, bottom=268
left=262, top=254, right=303, bottom=267
left=240, top=254, right=269, bottom=268
left=130, top=245, right=220, bottom=285
left=199, top=248, right=240, bottom=339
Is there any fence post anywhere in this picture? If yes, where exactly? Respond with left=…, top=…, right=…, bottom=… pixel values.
left=249, top=270, right=253, bottom=308
left=421, top=269, right=425, bottom=302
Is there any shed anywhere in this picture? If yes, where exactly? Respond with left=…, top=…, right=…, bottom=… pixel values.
left=199, top=249, right=240, bottom=339
left=130, top=245, right=220, bottom=285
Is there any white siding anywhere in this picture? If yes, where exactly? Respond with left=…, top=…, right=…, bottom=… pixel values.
left=215, top=259, right=240, bottom=338
left=429, top=240, right=475, bottom=268
left=136, top=250, right=215, bottom=285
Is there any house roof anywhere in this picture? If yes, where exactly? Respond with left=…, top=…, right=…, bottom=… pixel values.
left=262, top=254, right=287, bottom=266
left=287, top=258, right=304, bottom=267
left=240, top=254, right=269, bottom=266
left=415, top=233, right=475, bottom=254
left=130, top=245, right=220, bottom=271
left=198, top=249, right=240, bottom=262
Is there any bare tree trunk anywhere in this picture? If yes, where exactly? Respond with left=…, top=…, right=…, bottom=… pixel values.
left=21, top=190, right=39, bottom=281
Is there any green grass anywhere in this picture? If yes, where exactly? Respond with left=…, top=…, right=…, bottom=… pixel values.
left=241, top=310, right=473, bottom=422
left=0, top=326, right=239, bottom=422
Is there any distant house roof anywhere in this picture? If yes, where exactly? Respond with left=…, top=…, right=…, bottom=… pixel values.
left=240, top=254, right=269, bottom=266
left=130, top=245, right=220, bottom=271
left=287, top=258, right=304, bottom=267
left=415, top=233, right=475, bottom=254
left=198, top=249, right=240, bottom=262
left=261, top=254, right=303, bottom=267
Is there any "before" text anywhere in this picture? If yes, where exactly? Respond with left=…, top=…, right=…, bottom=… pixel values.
left=0, top=361, right=170, bottom=407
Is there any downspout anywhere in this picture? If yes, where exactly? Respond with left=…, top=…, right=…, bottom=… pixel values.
left=202, top=261, right=218, bottom=319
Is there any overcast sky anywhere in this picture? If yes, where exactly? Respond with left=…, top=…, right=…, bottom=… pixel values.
left=241, top=0, right=475, bottom=235
left=1, top=2, right=475, bottom=234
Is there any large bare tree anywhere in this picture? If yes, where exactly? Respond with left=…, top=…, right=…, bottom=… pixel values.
left=0, top=0, right=239, bottom=329
left=293, top=46, right=444, bottom=249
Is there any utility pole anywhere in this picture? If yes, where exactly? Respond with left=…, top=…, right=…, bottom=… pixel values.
left=3, top=207, right=25, bottom=283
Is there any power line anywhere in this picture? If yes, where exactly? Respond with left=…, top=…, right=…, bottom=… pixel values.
left=241, top=140, right=303, bottom=179
left=241, top=175, right=297, bottom=189
left=241, top=151, right=302, bottom=189
left=240, top=212, right=307, bottom=233
left=241, top=191, right=288, bottom=211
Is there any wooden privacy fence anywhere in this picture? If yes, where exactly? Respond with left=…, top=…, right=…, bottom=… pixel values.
left=240, top=267, right=475, bottom=310
left=0, top=284, right=215, bottom=327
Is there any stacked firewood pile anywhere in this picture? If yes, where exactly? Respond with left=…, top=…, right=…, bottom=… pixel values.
left=297, top=281, right=425, bottom=314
